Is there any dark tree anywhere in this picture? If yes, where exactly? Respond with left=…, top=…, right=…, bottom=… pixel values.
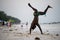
left=0, top=11, right=21, bottom=24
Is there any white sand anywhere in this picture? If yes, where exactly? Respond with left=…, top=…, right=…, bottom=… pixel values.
left=0, top=24, right=60, bottom=40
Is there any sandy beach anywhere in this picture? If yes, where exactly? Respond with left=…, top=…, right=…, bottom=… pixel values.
left=0, top=24, right=60, bottom=40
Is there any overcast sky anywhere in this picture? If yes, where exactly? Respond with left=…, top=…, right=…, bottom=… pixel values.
left=0, top=0, right=60, bottom=23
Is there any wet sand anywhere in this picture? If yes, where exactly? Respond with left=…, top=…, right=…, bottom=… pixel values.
left=0, top=24, right=60, bottom=40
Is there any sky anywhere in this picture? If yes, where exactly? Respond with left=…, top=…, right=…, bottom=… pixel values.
left=0, top=0, right=60, bottom=23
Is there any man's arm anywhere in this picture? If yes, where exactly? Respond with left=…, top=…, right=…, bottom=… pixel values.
left=28, top=3, right=38, bottom=12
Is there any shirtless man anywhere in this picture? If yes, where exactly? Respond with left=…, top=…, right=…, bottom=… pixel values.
left=28, top=3, right=52, bottom=34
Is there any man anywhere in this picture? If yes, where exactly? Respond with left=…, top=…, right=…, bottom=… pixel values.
left=28, top=3, right=52, bottom=34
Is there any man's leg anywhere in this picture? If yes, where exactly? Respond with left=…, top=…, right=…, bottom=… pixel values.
left=37, top=24, right=43, bottom=34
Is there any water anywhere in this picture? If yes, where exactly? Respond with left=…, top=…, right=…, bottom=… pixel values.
left=40, top=24, right=60, bottom=34
left=13, top=23, right=60, bottom=34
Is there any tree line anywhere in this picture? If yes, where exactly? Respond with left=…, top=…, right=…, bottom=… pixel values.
left=0, top=11, right=21, bottom=24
